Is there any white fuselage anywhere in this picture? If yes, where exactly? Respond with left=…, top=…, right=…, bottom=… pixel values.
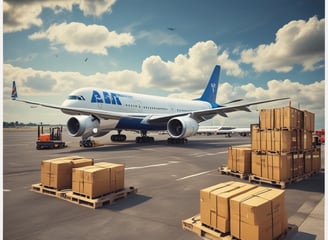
left=61, top=87, right=212, bottom=132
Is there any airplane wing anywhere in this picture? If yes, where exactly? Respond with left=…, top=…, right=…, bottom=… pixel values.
left=13, top=96, right=289, bottom=123
left=146, top=97, right=290, bottom=124
left=13, top=98, right=149, bottom=120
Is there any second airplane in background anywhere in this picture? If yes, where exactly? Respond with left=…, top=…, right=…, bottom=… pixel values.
left=12, top=65, right=288, bottom=147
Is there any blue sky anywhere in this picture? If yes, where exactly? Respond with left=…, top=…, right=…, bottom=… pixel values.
left=3, top=0, right=326, bottom=128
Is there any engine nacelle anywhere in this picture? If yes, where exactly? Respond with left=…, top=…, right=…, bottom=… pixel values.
left=167, top=116, right=199, bottom=138
left=67, top=115, right=105, bottom=139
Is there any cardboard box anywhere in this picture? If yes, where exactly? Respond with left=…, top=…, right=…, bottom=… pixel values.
left=274, top=106, right=304, bottom=130
left=251, top=152, right=271, bottom=178
left=200, top=182, right=235, bottom=227
left=227, top=146, right=252, bottom=173
left=252, top=152, right=293, bottom=181
left=41, top=160, right=72, bottom=189
left=303, top=130, right=313, bottom=150
left=251, top=128, right=264, bottom=152
left=41, top=156, right=94, bottom=189
left=267, top=153, right=293, bottom=181
left=72, top=165, right=110, bottom=198
left=230, top=187, right=287, bottom=240
left=291, top=152, right=305, bottom=177
left=260, top=109, right=274, bottom=129
left=251, top=125, right=260, bottom=151
left=272, top=130, right=293, bottom=152
left=200, top=182, right=257, bottom=233
left=303, top=110, right=315, bottom=132
left=304, top=151, right=312, bottom=173
left=95, top=162, right=125, bottom=192
left=312, top=148, right=321, bottom=172
left=254, top=129, right=302, bottom=153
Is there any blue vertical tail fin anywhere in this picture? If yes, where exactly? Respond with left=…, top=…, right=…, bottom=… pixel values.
left=11, top=81, right=18, bottom=100
left=194, top=65, right=220, bottom=107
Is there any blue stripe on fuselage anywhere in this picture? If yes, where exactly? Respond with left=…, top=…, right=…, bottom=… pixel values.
left=116, top=118, right=166, bottom=131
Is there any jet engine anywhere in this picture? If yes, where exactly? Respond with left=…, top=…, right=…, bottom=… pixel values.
left=167, top=116, right=199, bottom=138
left=67, top=115, right=108, bottom=139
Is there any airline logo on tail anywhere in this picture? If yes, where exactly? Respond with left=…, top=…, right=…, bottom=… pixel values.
left=11, top=81, right=17, bottom=100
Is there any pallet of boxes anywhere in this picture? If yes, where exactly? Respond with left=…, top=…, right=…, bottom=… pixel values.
left=219, top=146, right=252, bottom=179
left=250, top=105, right=320, bottom=188
left=31, top=156, right=137, bottom=208
left=182, top=181, right=297, bottom=240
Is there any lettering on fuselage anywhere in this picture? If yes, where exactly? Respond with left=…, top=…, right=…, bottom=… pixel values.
left=91, top=90, right=122, bottom=105
left=91, top=90, right=133, bottom=105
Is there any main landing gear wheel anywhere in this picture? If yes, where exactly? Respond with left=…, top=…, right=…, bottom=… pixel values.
left=111, top=134, right=127, bottom=142
left=167, top=138, right=188, bottom=144
left=136, top=136, right=155, bottom=143
left=111, top=130, right=127, bottom=142
left=135, top=130, right=155, bottom=143
left=80, top=139, right=95, bottom=147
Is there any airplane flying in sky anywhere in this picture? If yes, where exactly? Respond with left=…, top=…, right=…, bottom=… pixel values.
left=11, top=65, right=288, bottom=147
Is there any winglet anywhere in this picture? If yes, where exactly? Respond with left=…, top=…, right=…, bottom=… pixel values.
left=11, top=81, right=18, bottom=100
left=194, top=65, right=220, bottom=107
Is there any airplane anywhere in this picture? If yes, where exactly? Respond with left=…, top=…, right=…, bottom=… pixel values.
left=218, top=126, right=251, bottom=137
left=11, top=65, right=289, bottom=147
left=197, top=126, right=250, bottom=137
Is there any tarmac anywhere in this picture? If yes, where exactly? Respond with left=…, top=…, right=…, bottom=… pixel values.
left=3, top=128, right=325, bottom=240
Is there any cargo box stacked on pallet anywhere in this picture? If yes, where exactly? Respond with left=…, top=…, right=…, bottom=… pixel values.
left=72, top=162, right=124, bottom=199
left=41, top=156, right=94, bottom=190
left=183, top=181, right=290, bottom=240
left=251, top=105, right=320, bottom=184
left=227, top=146, right=252, bottom=175
left=39, top=156, right=126, bottom=200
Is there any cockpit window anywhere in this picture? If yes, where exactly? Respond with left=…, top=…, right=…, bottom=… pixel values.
left=68, top=95, right=85, bottom=101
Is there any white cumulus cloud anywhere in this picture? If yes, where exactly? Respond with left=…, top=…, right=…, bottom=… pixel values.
left=241, top=16, right=324, bottom=72
left=140, top=40, right=244, bottom=92
left=29, top=22, right=135, bottom=55
left=3, top=0, right=116, bottom=33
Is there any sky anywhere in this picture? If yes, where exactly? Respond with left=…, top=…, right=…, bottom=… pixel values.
left=2, top=0, right=326, bottom=129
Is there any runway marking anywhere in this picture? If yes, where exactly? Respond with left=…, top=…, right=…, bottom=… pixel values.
left=3, top=189, right=11, bottom=192
left=176, top=170, right=212, bottom=181
left=126, top=161, right=179, bottom=170
left=192, top=151, right=228, bottom=157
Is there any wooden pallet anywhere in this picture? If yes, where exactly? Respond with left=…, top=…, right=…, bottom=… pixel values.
left=248, top=173, right=312, bottom=189
left=218, top=166, right=249, bottom=180
left=182, top=214, right=232, bottom=240
left=31, top=183, right=138, bottom=209
left=63, top=187, right=138, bottom=209
left=31, top=183, right=68, bottom=198
left=182, top=214, right=298, bottom=240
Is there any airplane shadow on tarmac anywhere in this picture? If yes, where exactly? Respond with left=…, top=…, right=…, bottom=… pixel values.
left=61, top=138, right=235, bottom=154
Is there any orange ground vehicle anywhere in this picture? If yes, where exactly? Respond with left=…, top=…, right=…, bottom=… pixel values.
left=36, top=125, right=66, bottom=149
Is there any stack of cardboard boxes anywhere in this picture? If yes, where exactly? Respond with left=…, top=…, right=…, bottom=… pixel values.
left=251, top=105, right=320, bottom=181
left=227, top=146, right=252, bottom=174
left=72, top=162, right=124, bottom=198
left=200, top=181, right=288, bottom=240
left=41, top=156, right=94, bottom=190
left=41, top=156, right=125, bottom=199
